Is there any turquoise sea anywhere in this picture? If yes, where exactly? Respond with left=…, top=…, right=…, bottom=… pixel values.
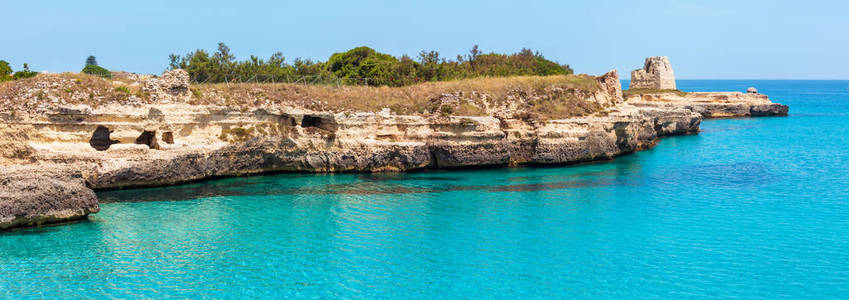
left=2, top=80, right=849, bottom=298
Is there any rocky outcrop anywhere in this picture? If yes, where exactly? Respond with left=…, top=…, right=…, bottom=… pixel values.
left=0, top=172, right=99, bottom=230
left=142, top=69, right=191, bottom=103
left=625, top=91, right=789, bottom=118
left=630, top=56, right=676, bottom=90
left=0, top=67, right=787, bottom=230
left=751, top=103, right=790, bottom=116
left=625, top=56, right=787, bottom=117
left=4, top=101, right=698, bottom=190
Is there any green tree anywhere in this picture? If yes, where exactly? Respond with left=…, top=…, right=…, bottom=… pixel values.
left=211, top=42, right=236, bottom=82
left=166, top=44, right=574, bottom=86
left=185, top=49, right=213, bottom=82
left=326, top=46, right=402, bottom=85
left=82, top=64, right=111, bottom=79
left=168, top=54, right=184, bottom=70
left=0, top=60, right=12, bottom=76
left=12, top=63, right=37, bottom=80
left=86, top=56, right=98, bottom=66
left=418, top=50, right=442, bottom=81
left=0, top=60, right=11, bottom=82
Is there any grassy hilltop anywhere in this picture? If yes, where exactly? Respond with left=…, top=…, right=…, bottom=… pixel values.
left=1, top=44, right=615, bottom=120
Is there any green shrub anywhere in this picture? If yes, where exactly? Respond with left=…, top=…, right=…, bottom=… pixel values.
left=0, top=60, right=11, bottom=79
left=114, top=86, right=130, bottom=93
left=327, top=46, right=399, bottom=85
left=82, top=65, right=112, bottom=79
left=170, top=43, right=575, bottom=87
left=12, top=70, right=37, bottom=80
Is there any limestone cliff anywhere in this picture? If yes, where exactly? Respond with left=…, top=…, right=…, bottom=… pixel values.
left=0, top=62, right=787, bottom=230
left=625, top=91, right=789, bottom=118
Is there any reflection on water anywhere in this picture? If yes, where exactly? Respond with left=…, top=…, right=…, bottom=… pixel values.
left=99, top=165, right=645, bottom=202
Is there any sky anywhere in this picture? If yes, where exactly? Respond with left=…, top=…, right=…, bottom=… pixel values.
left=2, top=0, right=848, bottom=79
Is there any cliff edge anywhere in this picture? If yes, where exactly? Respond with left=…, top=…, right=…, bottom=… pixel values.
left=0, top=57, right=788, bottom=230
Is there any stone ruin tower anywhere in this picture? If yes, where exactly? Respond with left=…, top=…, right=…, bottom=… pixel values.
left=630, top=56, right=676, bottom=90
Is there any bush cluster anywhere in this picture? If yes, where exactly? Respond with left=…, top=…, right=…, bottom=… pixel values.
left=169, top=43, right=574, bottom=86
left=0, top=61, right=38, bottom=82
left=82, top=64, right=112, bottom=79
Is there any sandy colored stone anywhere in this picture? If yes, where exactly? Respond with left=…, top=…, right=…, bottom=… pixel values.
left=0, top=69, right=788, bottom=230
left=630, top=56, right=676, bottom=90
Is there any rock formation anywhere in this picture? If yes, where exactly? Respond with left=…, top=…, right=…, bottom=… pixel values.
left=0, top=172, right=99, bottom=230
left=0, top=67, right=789, bottom=230
left=625, top=91, right=788, bottom=118
left=142, top=69, right=191, bottom=103
left=630, top=56, right=676, bottom=90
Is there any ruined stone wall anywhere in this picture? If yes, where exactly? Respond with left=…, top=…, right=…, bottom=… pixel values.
left=630, top=56, right=676, bottom=90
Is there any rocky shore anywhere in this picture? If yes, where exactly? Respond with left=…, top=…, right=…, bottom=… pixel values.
left=0, top=172, right=98, bottom=230
left=0, top=57, right=788, bottom=230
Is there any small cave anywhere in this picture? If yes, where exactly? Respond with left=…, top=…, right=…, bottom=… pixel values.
left=134, top=130, right=159, bottom=149
left=301, top=114, right=337, bottom=132
left=89, top=125, right=119, bottom=151
left=162, top=131, right=174, bottom=144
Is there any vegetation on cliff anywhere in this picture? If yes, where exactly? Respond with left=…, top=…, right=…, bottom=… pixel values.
left=0, top=70, right=605, bottom=120
left=0, top=61, right=11, bottom=81
left=191, top=74, right=601, bottom=119
left=0, top=61, right=37, bottom=82
left=168, top=43, right=574, bottom=87
left=81, top=56, right=112, bottom=79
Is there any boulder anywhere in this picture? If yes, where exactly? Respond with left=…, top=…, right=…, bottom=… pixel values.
left=0, top=173, right=99, bottom=230
left=630, top=56, right=676, bottom=90
left=751, top=103, right=789, bottom=116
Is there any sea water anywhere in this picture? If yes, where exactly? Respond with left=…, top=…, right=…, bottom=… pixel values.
left=1, top=80, right=848, bottom=298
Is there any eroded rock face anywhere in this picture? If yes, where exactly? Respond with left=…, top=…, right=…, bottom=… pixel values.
left=597, top=70, right=624, bottom=105
left=0, top=123, right=35, bottom=163
left=78, top=105, right=702, bottom=189
left=625, top=91, right=789, bottom=118
left=751, top=103, right=789, bottom=116
left=0, top=173, right=99, bottom=230
left=630, top=56, right=676, bottom=90
left=0, top=68, right=789, bottom=230
left=142, top=69, right=191, bottom=103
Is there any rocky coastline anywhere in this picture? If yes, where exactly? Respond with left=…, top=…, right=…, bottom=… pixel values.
left=0, top=57, right=788, bottom=230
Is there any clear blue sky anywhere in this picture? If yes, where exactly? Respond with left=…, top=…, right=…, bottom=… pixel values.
left=3, top=0, right=847, bottom=79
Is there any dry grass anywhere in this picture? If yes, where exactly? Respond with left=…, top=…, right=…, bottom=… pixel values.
left=191, top=74, right=602, bottom=117
left=1, top=73, right=608, bottom=119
